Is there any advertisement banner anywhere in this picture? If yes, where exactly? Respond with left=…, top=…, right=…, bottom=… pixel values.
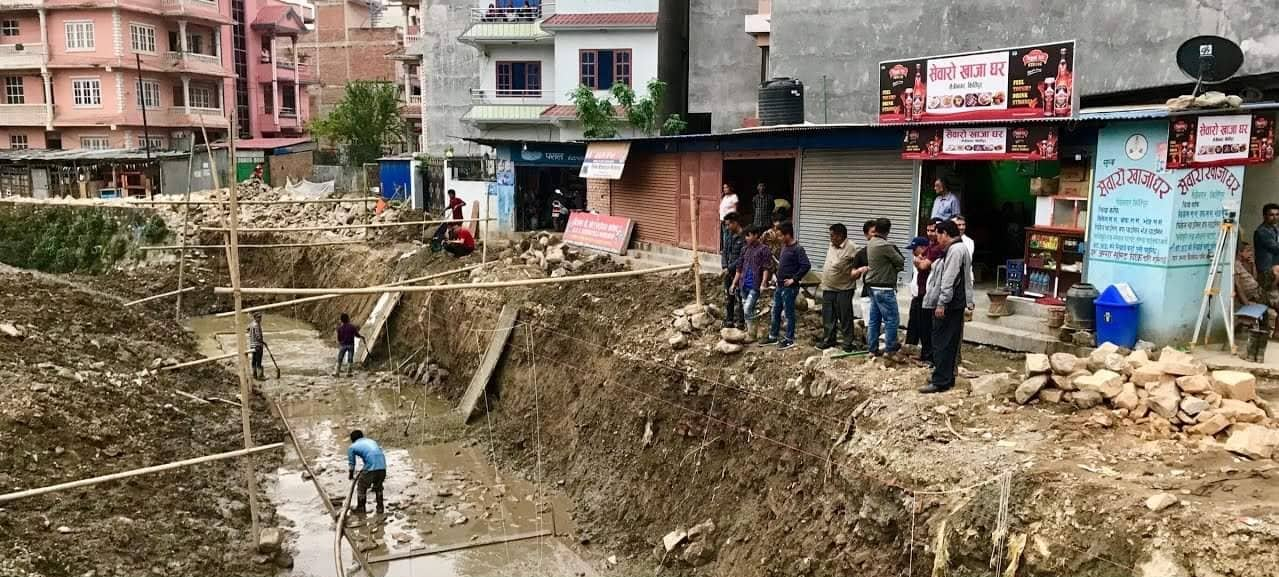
left=579, top=142, right=631, bottom=180
left=902, top=125, right=1058, bottom=161
left=879, top=41, right=1075, bottom=124
left=1167, top=113, right=1276, bottom=168
left=563, top=212, right=634, bottom=255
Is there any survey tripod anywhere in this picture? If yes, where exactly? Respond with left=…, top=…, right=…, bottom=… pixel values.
left=1191, top=211, right=1238, bottom=353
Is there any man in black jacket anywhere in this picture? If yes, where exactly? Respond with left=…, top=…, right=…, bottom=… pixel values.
left=1255, top=203, right=1279, bottom=290
left=720, top=213, right=746, bottom=329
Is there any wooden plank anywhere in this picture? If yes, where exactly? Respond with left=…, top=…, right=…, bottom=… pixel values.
left=354, top=290, right=403, bottom=366
left=456, top=304, right=519, bottom=423
left=366, top=529, right=551, bottom=564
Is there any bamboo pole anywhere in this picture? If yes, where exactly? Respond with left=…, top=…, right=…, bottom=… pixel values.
left=140, top=239, right=365, bottom=251
left=174, top=389, right=213, bottom=404
left=214, top=263, right=690, bottom=296
left=367, top=529, right=553, bottom=564
left=123, top=197, right=381, bottom=206
left=0, top=443, right=284, bottom=503
left=199, top=217, right=496, bottom=234
left=224, top=110, right=262, bottom=541
left=124, top=285, right=197, bottom=307
left=482, top=191, right=490, bottom=265
left=175, top=147, right=196, bottom=321
left=160, top=351, right=246, bottom=371
left=213, top=264, right=482, bottom=317
left=690, top=176, right=702, bottom=310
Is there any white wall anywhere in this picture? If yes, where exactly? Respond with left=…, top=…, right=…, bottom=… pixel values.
left=556, top=0, right=658, bottom=13
left=481, top=44, right=557, bottom=104
left=551, top=29, right=659, bottom=104
left=443, top=159, right=492, bottom=229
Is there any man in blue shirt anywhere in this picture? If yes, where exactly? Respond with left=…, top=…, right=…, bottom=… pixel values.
left=347, top=430, right=387, bottom=515
left=930, top=178, right=961, bottom=222
left=763, top=222, right=810, bottom=350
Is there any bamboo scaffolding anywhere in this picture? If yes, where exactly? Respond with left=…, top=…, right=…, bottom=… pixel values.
left=139, top=239, right=365, bottom=251
left=124, top=197, right=381, bottom=206
left=175, top=146, right=196, bottom=321
left=0, top=443, right=284, bottom=503
left=690, top=177, right=703, bottom=309
left=124, top=286, right=197, bottom=307
left=199, top=217, right=495, bottom=234
left=213, top=263, right=692, bottom=296
left=159, top=351, right=246, bottom=371
left=215, top=264, right=483, bottom=317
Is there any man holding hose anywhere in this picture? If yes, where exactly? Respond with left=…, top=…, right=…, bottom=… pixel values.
left=347, top=430, right=387, bottom=516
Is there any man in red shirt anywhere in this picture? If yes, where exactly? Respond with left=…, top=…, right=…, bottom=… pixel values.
left=434, top=189, right=468, bottom=244
left=444, top=222, right=476, bottom=257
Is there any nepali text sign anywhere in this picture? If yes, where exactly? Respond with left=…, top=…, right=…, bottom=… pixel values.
left=1167, top=113, right=1276, bottom=168
left=579, top=142, right=631, bottom=180
left=879, top=41, right=1075, bottom=123
left=902, top=125, right=1058, bottom=161
left=563, top=212, right=634, bottom=255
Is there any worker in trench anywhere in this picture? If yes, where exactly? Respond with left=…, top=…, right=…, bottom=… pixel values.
left=347, top=430, right=388, bottom=516
left=335, top=313, right=364, bottom=377
left=247, top=312, right=266, bottom=381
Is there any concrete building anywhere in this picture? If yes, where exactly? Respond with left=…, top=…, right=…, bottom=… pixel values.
left=300, top=0, right=401, bottom=120
left=239, top=0, right=312, bottom=139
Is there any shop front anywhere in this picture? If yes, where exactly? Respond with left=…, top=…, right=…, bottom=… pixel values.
left=511, top=142, right=587, bottom=232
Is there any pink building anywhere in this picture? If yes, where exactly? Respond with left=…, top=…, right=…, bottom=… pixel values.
left=0, top=0, right=310, bottom=150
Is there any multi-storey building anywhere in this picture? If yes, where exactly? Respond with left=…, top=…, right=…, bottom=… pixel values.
left=300, top=0, right=400, bottom=121
left=238, top=0, right=311, bottom=139
left=0, top=0, right=311, bottom=150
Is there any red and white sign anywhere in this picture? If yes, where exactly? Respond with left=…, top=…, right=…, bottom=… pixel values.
left=1194, top=115, right=1251, bottom=164
left=941, top=127, right=1007, bottom=156
left=925, top=52, right=1010, bottom=117
left=563, top=212, right=634, bottom=255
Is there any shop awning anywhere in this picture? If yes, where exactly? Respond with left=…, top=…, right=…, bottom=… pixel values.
left=579, top=142, right=630, bottom=180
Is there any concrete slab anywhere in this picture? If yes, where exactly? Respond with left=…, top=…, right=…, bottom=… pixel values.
left=457, top=304, right=519, bottom=422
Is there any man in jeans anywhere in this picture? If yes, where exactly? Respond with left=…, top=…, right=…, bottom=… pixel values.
left=921, top=220, right=973, bottom=393
left=764, top=222, right=810, bottom=350
left=818, top=223, right=858, bottom=352
left=864, top=218, right=905, bottom=357
left=737, top=225, right=773, bottom=340
left=335, top=313, right=364, bottom=377
left=720, top=213, right=746, bottom=329
left=247, top=312, right=266, bottom=381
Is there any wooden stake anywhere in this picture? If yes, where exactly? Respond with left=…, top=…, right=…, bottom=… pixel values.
left=159, top=351, right=246, bottom=371
left=0, top=443, right=283, bottom=503
left=213, top=263, right=690, bottom=296
left=482, top=191, right=490, bottom=265
left=213, top=264, right=482, bottom=317
left=366, top=529, right=553, bottom=564
left=690, top=176, right=702, bottom=309
left=124, top=285, right=197, bottom=307
left=174, top=389, right=213, bottom=404
left=176, top=147, right=196, bottom=321
left=199, top=217, right=495, bottom=234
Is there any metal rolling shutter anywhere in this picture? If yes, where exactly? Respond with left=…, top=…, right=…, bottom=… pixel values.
left=798, top=150, right=917, bottom=268
left=611, top=153, right=679, bottom=245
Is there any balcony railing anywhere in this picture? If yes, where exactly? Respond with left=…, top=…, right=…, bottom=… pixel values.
left=0, top=0, right=44, bottom=8
left=406, top=94, right=422, bottom=105
left=469, top=3, right=553, bottom=23
left=0, top=43, right=46, bottom=69
left=459, top=2, right=554, bottom=45
left=0, top=103, right=49, bottom=126
left=470, top=88, right=554, bottom=104
left=165, top=51, right=226, bottom=76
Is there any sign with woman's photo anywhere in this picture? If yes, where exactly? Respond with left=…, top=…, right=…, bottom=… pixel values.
left=1166, top=113, right=1276, bottom=168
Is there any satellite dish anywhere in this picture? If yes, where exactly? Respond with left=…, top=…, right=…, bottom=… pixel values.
left=1176, top=35, right=1244, bottom=87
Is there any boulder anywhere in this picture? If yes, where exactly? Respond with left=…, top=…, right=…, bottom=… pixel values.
left=673, top=316, right=693, bottom=334
left=1179, top=396, right=1210, bottom=417
left=1224, top=424, right=1278, bottom=460
left=1126, top=349, right=1151, bottom=369
left=1025, top=354, right=1051, bottom=375
left=1113, top=382, right=1140, bottom=411
left=1039, top=388, right=1065, bottom=404
left=1073, top=390, right=1104, bottom=409
left=1015, top=375, right=1050, bottom=404
left=545, top=245, right=566, bottom=264
left=662, top=529, right=688, bottom=552
left=714, top=340, right=743, bottom=355
left=1089, top=342, right=1120, bottom=369
left=1217, top=399, right=1267, bottom=423
left=1138, top=550, right=1190, bottom=577
left=668, top=333, right=688, bottom=350
left=1175, top=375, right=1212, bottom=394
left=0, top=322, right=21, bottom=338
left=1130, top=364, right=1167, bottom=387
left=1147, top=381, right=1182, bottom=419
left=1159, top=347, right=1204, bottom=376
left=687, top=519, right=716, bottom=541
left=1144, top=492, right=1179, bottom=513
left=1049, top=353, right=1080, bottom=375
left=690, top=312, right=713, bottom=330
left=1075, top=370, right=1124, bottom=399
left=720, top=328, right=748, bottom=344
left=1212, top=371, right=1257, bottom=402
left=1187, top=411, right=1231, bottom=436
left=1060, top=370, right=1091, bottom=391
left=257, top=528, right=283, bottom=554
left=1102, top=352, right=1128, bottom=373
left=682, top=303, right=704, bottom=316
left=970, top=373, right=1016, bottom=398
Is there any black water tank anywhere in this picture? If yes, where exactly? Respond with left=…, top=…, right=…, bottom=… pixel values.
left=758, top=78, right=805, bottom=126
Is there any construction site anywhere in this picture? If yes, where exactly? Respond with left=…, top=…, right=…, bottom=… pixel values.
left=2, top=179, right=1278, bottom=577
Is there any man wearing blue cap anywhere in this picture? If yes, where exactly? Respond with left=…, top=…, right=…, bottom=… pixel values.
left=905, top=234, right=936, bottom=364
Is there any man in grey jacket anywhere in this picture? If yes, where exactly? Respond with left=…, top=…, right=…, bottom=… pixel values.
left=865, top=218, right=905, bottom=356
left=920, top=220, right=974, bottom=393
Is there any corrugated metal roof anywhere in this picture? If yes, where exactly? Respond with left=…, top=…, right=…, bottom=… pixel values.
left=0, top=148, right=189, bottom=162
left=236, top=137, right=313, bottom=150
left=541, top=12, right=658, bottom=28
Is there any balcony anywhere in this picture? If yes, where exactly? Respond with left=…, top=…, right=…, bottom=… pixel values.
left=275, top=61, right=314, bottom=84
left=160, top=0, right=231, bottom=24
left=0, top=104, right=49, bottom=127
left=256, top=108, right=304, bottom=134
left=0, top=0, right=44, bottom=8
left=462, top=88, right=556, bottom=125
left=458, top=2, right=554, bottom=46
left=400, top=94, right=421, bottom=118
left=167, top=106, right=230, bottom=128
left=0, top=43, right=46, bottom=70
left=165, top=51, right=228, bottom=77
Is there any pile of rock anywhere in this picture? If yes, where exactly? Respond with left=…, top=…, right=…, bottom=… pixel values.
left=1012, top=342, right=1278, bottom=459
left=395, top=353, right=450, bottom=386
left=657, top=519, right=717, bottom=567
left=667, top=303, right=736, bottom=352
left=505, top=232, right=605, bottom=278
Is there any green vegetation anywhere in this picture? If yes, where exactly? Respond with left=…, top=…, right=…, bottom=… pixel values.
left=571, top=79, right=687, bottom=139
left=309, top=81, right=406, bottom=167
left=0, top=206, right=163, bottom=273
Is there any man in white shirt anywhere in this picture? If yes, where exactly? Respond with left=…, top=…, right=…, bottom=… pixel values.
left=719, top=183, right=739, bottom=251
left=953, top=215, right=975, bottom=287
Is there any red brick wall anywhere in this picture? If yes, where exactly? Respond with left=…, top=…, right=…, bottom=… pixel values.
left=302, top=28, right=400, bottom=117
left=587, top=179, right=611, bottom=215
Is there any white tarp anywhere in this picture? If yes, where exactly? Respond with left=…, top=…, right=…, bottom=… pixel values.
left=283, top=177, right=336, bottom=199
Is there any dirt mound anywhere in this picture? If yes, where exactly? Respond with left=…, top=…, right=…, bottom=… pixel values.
left=0, top=271, right=284, bottom=577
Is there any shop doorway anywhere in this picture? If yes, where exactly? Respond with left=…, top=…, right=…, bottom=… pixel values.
left=723, top=157, right=795, bottom=226
left=515, top=165, right=586, bottom=231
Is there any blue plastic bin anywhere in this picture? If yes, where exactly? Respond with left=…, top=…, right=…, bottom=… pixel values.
left=1094, top=284, right=1141, bottom=348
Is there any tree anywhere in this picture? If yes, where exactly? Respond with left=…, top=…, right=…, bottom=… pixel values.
left=309, top=81, right=405, bottom=166
left=572, top=79, right=686, bottom=138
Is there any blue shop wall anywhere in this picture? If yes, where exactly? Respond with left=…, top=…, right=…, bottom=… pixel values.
left=1087, top=120, right=1242, bottom=345
left=490, top=146, right=516, bottom=232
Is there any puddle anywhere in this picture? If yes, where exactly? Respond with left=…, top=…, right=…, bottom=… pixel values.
left=186, top=314, right=594, bottom=577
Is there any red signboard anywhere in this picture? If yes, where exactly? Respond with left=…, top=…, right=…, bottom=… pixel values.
left=902, top=125, right=1058, bottom=161
left=563, top=212, right=634, bottom=255
left=879, top=41, right=1076, bottom=124
left=1167, top=113, right=1276, bottom=168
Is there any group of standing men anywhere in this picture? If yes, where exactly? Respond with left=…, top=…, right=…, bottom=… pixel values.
left=717, top=177, right=974, bottom=394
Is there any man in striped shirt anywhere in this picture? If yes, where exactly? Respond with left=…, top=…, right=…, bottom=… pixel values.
left=751, top=182, right=773, bottom=229
left=247, top=312, right=266, bottom=381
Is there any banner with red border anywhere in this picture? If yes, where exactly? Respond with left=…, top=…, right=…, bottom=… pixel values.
left=902, top=125, right=1059, bottom=161
left=563, top=212, right=634, bottom=255
left=1167, top=113, right=1276, bottom=168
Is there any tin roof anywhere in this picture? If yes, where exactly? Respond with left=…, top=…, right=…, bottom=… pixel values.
left=541, top=12, right=658, bottom=29
left=235, top=137, right=313, bottom=151
left=0, top=148, right=189, bottom=162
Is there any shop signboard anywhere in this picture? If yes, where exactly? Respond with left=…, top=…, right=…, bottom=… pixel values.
left=579, top=142, right=631, bottom=180
left=902, top=125, right=1058, bottom=161
left=1166, top=113, right=1276, bottom=168
left=563, top=212, right=634, bottom=255
left=879, top=41, right=1075, bottom=123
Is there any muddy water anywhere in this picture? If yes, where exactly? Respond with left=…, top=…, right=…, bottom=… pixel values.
left=187, top=314, right=595, bottom=577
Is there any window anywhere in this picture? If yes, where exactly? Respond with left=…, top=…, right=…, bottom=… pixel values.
left=136, top=79, right=160, bottom=109
left=9, top=134, right=28, bottom=150
left=496, top=61, right=541, bottom=97
left=1, top=20, right=18, bottom=37
left=189, top=83, right=216, bottom=109
left=64, top=21, right=94, bottom=51
left=143, top=135, right=164, bottom=150
left=5, top=77, right=23, bottom=104
left=72, top=78, right=101, bottom=106
left=129, top=23, right=156, bottom=53
left=187, top=32, right=203, bottom=54
left=579, top=49, right=632, bottom=90
left=281, top=87, right=296, bottom=114
left=168, top=30, right=180, bottom=52
left=80, top=136, right=111, bottom=149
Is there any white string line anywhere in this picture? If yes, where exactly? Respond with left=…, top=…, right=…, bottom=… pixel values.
left=480, top=380, right=515, bottom=570
left=524, top=327, right=546, bottom=574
